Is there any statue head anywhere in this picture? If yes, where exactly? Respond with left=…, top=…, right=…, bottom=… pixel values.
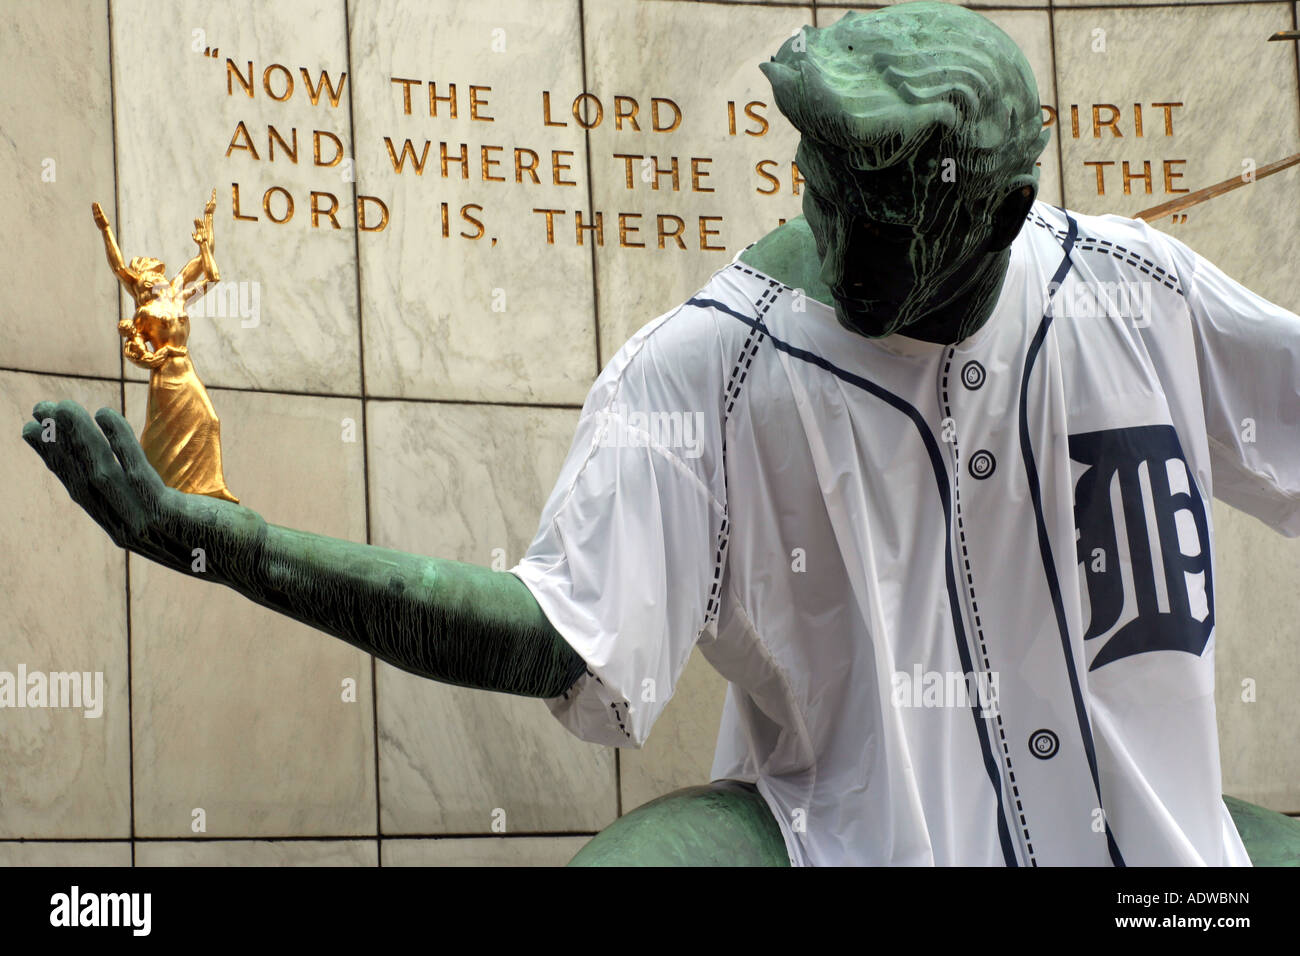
left=129, top=256, right=168, bottom=300
left=760, top=2, right=1051, bottom=339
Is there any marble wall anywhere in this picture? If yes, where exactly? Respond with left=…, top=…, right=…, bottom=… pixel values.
left=2, top=0, right=1297, bottom=866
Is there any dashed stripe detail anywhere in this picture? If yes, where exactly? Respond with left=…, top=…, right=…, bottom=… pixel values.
left=705, top=281, right=779, bottom=624
left=584, top=668, right=632, bottom=740
left=941, top=349, right=1037, bottom=867
left=579, top=274, right=777, bottom=742
left=1028, top=210, right=1183, bottom=295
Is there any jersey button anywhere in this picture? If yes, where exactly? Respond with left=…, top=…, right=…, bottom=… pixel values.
left=969, top=449, right=996, bottom=479
left=1029, top=729, right=1060, bottom=759
left=960, top=360, right=986, bottom=390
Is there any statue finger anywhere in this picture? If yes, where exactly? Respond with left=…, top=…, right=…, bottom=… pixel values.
left=21, top=418, right=58, bottom=469
left=51, top=400, right=121, bottom=476
left=22, top=420, right=85, bottom=503
left=26, top=401, right=97, bottom=482
left=22, top=415, right=132, bottom=548
left=52, top=401, right=143, bottom=522
left=95, top=407, right=166, bottom=506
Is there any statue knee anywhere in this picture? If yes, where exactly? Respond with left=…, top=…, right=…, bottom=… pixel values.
left=568, top=781, right=790, bottom=867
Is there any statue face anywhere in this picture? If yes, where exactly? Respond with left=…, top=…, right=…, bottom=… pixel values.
left=799, top=131, right=1002, bottom=339
left=139, top=271, right=168, bottom=301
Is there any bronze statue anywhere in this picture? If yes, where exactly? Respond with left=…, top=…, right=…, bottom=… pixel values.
left=21, top=2, right=1300, bottom=865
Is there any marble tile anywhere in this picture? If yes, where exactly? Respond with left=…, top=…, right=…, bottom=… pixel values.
left=348, top=0, right=598, bottom=404
left=382, top=836, right=589, bottom=866
left=366, top=400, right=616, bottom=834
left=584, top=1, right=811, bottom=360
left=0, top=842, right=132, bottom=866
left=0, top=0, right=119, bottom=378
left=135, top=839, right=378, bottom=865
left=1053, top=4, right=1300, bottom=304
left=620, top=647, right=729, bottom=812
left=126, top=384, right=376, bottom=837
left=1213, top=500, right=1300, bottom=814
left=1, top=372, right=131, bottom=838
left=110, top=0, right=360, bottom=394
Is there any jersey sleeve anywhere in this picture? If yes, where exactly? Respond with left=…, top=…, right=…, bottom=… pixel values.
left=1151, top=225, right=1300, bottom=535
left=510, top=305, right=729, bottom=747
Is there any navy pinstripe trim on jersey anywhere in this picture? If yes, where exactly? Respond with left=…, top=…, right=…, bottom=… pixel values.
left=1028, top=210, right=1184, bottom=296
left=941, top=349, right=1038, bottom=865
left=707, top=285, right=780, bottom=625
left=1018, top=210, right=1127, bottom=867
left=572, top=667, right=631, bottom=740
left=688, top=291, right=1021, bottom=867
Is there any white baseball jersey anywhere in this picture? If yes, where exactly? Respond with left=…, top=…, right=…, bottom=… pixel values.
left=511, top=199, right=1300, bottom=866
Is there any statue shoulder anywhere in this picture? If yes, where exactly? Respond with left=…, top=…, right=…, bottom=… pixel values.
left=736, top=216, right=822, bottom=292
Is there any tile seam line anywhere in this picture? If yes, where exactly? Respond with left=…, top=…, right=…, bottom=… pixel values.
left=103, top=0, right=136, bottom=870
left=6, top=831, right=604, bottom=843
left=576, top=0, right=622, bottom=823
left=1048, top=0, right=1068, bottom=210
left=340, top=0, right=384, bottom=864
left=0, top=367, right=587, bottom=409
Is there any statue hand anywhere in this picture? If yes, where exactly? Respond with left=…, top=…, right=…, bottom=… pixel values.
left=21, top=401, right=265, bottom=589
left=92, top=202, right=109, bottom=231
left=135, top=344, right=181, bottom=367
left=204, top=189, right=217, bottom=217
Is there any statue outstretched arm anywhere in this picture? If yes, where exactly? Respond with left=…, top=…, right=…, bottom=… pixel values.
left=177, top=245, right=219, bottom=305
left=21, top=400, right=586, bottom=699
left=253, top=525, right=581, bottom=694
left=176, top=250, right=208, bottom=292
left=179, top=190, right=221, bottom=297
left=91, top=202, right=136, bottom=288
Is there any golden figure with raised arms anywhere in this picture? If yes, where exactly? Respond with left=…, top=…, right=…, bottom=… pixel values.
left=92, top=189, right=238, bottom=503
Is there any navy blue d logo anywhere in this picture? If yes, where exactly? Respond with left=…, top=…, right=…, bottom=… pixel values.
left=1070, top=425, right=1214, bottom=670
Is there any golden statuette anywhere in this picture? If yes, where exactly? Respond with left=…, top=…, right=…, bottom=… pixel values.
left=92, top=189, right=239, bottom=503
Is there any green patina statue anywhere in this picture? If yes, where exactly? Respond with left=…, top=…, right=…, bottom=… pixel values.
left=740, top=2, right=1046, bottom=343
left=20, top=2, right=1300, bottom=866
